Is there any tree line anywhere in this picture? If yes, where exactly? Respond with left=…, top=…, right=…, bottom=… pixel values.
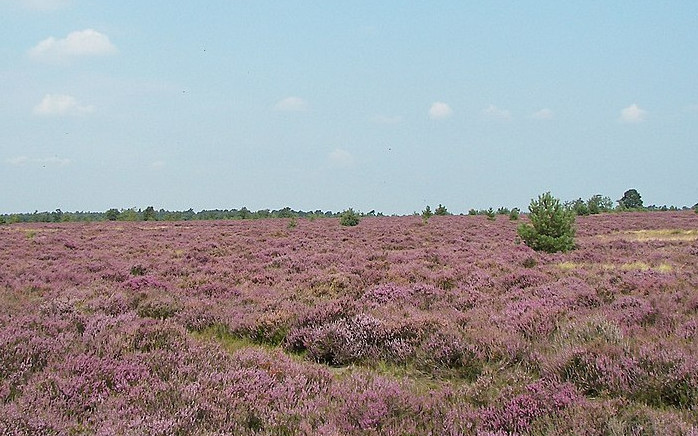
left=0, top=206, right=367, bottom=224
left=1, top=189, right=695, bottom=225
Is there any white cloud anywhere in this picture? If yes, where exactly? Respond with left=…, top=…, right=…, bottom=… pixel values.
left=151, top=161, right=166, bottom=169
left=273, top=96, right=308, bottom=112
left=531, top=108, right=554, bottom=120
left=28, top=29, right=117, bottom=62
left=372, top=114, right=402, bottom=125
left=428, top=102, right=453, bottom=120
left=483, top=104, right=511, bottom=120
left=5, top=156, right=71, bottom=166
left=328, top=148, right=354, bottom=168
left=33, top=94, right=94, bottom=116
left=16, top=0, right=71, bottom=11
left=619, top=104, right=647, bottom=123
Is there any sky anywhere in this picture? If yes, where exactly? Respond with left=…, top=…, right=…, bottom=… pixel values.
left=1, top=1, right=697, bottom=215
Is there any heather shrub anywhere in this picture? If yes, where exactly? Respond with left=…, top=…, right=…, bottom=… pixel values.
left=302, top=314, right=386, bottom=365
left=556, top=316, right=624, bottom=347
left=634, top=346, right=698, bottom=409
left=135, top=291, right=181, bottom=320
left=529, top=399, right=698, bottom=436
left=557, top=345, right=639, bottom=397
left=416, top=330, right=482, bottom=380
left=517, top=192, right=576, bottom=253
left=501, top=298, right=565, bottom=340
left=333, top=373, right=419, bottom=434
left=242, top=310, right=292, bottom=346
left=479, top=380, right=582, bottom=434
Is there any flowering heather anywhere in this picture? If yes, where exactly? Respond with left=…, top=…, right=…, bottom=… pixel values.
left=1, top=212, right=697, bottom=434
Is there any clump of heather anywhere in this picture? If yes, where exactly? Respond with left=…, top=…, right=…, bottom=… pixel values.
left=479, top=380, right=583, bottom=433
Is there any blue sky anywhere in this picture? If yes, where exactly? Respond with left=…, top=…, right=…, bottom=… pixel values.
left=1, top=1, right=696, bottom=214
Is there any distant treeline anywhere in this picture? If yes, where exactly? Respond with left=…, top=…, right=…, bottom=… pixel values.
left=0, top=206, right=387, bottom=224
left=1, top=191, right=696, bottom=224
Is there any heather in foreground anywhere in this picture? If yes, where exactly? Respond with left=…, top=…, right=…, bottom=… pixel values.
left=1, top=212, right=697, bottom=434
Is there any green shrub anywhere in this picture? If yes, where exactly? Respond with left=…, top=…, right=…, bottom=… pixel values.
left=485, top=208, right=496, bottom=221
left=421, top=206, right=433, bottom=224
left=509, top=208, right=520, bottom=220
left=339, top=208, right=360, bottom=227
left=517, top=192, right=576, bottom=253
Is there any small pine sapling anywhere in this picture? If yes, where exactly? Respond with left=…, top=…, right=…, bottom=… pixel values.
left=517, top=192, right=576, bottom=253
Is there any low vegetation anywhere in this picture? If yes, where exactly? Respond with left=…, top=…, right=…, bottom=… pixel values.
left=1, top=211, right=697, bottom=433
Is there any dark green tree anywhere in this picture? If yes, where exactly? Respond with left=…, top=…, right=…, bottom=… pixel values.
left=105, top=208, right=120, bottom=221
left=277, top=207, right=295, bottom=218
left=517, top=192, right=576, bottom=253
left=618, top=189, right=643, bottom=210
left=434, top=204, right=449, bottom=216
left=143, top=206, right=157, bottom=221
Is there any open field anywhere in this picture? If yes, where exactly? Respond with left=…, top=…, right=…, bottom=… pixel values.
left=1, top=212, right=697, bottom=435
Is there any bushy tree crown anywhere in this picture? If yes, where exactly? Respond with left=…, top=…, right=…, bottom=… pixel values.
left=517, top=192, right=576, bottom=253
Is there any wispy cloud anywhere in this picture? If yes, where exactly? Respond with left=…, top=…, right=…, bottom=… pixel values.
left=428, top=102, right=452, bottom=120
left=483, top=104, right=511, bottom=120
left=5, top=156, right=72, bottom=166
left=33, top=94, right=94, bottom=116
left=531, top=108, right=554, bottom=120
left=28, top=29, right=117, bottom=62
left=151, top=161, right=166, bottom=169
left=328, top=148, right=354, bottom=168
left=273, top=96, right=308, bottom=112
left=619, top=104, right=647, bottom=123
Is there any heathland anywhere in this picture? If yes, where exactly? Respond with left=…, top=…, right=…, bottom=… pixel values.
left=1, top=212, right=697, bottom=434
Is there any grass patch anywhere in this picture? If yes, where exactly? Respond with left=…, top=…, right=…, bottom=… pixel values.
left=601, top=229, right=698, bottom=242
left=191, top=324, right=270, bottom=354
left=557, top=261, right=581, bottom=271
left=190, top=324, right=306, bottom=361
left=557, top=261, right=672, bottom=273
left=620, top=261, right=652, bottom=271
